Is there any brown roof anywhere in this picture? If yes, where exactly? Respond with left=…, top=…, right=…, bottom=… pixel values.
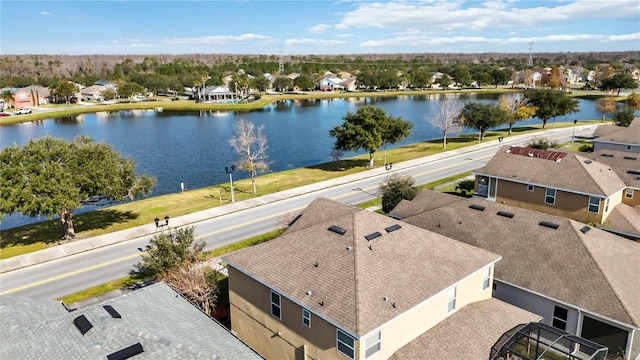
left=401, top=191, right=640, bottom=327
left=475, top=145, right=626, bottom=196
left=592, top=118, right=640, bottom=146
left=584, top=149, right=640, bottom=189
left=224, top=198, right=500, bottom=336
left=603, top=203, right=640, bottom=237
left=390, top=190, right=465, bottom=219
left=390, top=298, right=541, bottom=360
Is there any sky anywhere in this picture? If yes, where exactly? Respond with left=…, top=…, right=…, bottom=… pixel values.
left=1, top=0, right=639, bottom=55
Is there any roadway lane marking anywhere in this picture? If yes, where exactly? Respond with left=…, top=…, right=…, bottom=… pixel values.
left=0, top=253, right=142, bottom=296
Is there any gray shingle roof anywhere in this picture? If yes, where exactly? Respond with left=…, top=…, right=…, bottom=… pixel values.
left=475, top=145, right=626, bottom=196
left=602, top=203, right=640, bottom=236
left=585, top=149, right=640, bottom=189
left=390, top=298, right=541, bottom=360
left=401, top=190, right=640, bottom=327
left=592, top=118, right=640, bottom=145
left=0, top=282, right=263, bottom=360
left=224, top=197, right=500, bottom=336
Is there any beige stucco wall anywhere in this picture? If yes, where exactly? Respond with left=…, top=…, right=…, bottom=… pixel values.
left=495, top=180, right=604, bottom=224
left=621, top=188, right=640, bottom=207
left=601, top=189, right=623, bottom=222
left=359, top=265, right=494, bottom=360
left=228, top=266, right=357, bottom=360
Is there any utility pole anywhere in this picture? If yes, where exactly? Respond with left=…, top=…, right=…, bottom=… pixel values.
left=278, top=44, right=284, bottom=74
left=528, top=42, right=533, bottom=67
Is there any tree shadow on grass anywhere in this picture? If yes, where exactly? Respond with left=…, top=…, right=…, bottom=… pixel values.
left=306, top=159, right=370, bottom=172
left=1, top=209, right=139, bottom=248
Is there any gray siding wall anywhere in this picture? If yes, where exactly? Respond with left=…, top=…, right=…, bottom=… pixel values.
left=593, top=142, right=640, bottom=153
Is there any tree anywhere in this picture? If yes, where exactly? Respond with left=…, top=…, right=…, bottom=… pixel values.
left=378, top=174, right=418, bottom=213
left=293, top=75, right=314, bottom=91
left=499, top=94, right=537, bottom=134
left=626, top=91, right=640, bottom=110
left=272, top=77, right=292, bottom=92
left=229, top=119, right=270, bottom=194
left=137, top=226, right=204, bottom=276
left=612, top=107, right=635, bottom=127
left=138, top=226, right=218, bottom=315
left=329, top=106, right=412, bottom=168
left=51, top=79, right=77, bottom=104
left=525, top=89, right=579, bottom=128
left=596, top=97, right=617, bottom=122
left=118, top=81, right=145, bottom=102
left=436, top=74, right=452, bottom=89
left=491, top=68, right=511, bottom=88
left=250, top=76, right=270, bottom=92
left=546, top=66, right=562, bottom=89
left=230, top=73, right=251, bottom=97
left=101, top=87, right=116, bottom=101
left=459, top=102, right=507, bottom=141
left=601, top=73, right=637, bottom=96
left=1, top=90, right=13, bottom=109
left=428, top=95, right=463, bottom=149
left=0, top=136, right=155, bottom=239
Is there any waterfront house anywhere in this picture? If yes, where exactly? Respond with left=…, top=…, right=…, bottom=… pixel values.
left=0, top=87, right=33, bottom=108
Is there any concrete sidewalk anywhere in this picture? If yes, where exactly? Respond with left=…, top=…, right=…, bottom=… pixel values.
left=0, top=124, right=598, bottom=274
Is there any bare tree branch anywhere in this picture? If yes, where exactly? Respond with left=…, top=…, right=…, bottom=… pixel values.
left=427, top=95, right=463, bottom=149
left=229, top=119, right=271, bottom=194
left=160, top=262, right=219, bottom=315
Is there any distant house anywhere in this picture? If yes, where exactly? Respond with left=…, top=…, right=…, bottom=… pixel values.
left=23, top=85, right=51, bottom=105
left=0, top=87, right=33, bottom=108
left=201, top=85, right=239, bottom=103
left=94, top=79, right=116, bottom=88
left=0, top=282, right=263, bottom=359
left=80, top=85, right=106, bottom=101
left=392, top=190, right=640, bottom=360
left=224, top=198, right=539, bottom=360
left=320, top=73, right=346, bottom=91
left=592, top=117, right=640, bottom=153
left=473, top=145, right=626, bottom=225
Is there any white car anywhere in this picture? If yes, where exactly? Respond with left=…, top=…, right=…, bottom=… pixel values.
left=14, top=108, right=32, bottom=115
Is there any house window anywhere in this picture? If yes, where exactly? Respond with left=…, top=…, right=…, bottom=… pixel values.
left=545, top=188, right=556, bottom=205
left=552, top=306, right=568, bottom=331
left=588, top=196, right=600, bottom=214
left=337, top=329, right=355, bottom=359
left=625, top=189, right=634, bottom=199
left=447, top=286, right=457, bottom=313
left=527, top=184, right=534, bottom=192
left=605, top=198, right=610, bottom=212
left=364, top=331, right=381, bottom=358
left=270, top=291, right=281, bottom=320
left=482, top=267, right=491, bottom=290
left=627, top=145, right=632, bottom=150
left=302, top=308, right=311, bottom=328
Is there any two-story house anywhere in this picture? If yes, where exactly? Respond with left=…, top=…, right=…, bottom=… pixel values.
left=474, top=145, right=626, bottom=225
left=0, top=87, right=33, bottom=108
left=391, top=190, right=640, bottom=360
left=592, top=117, right=640, bottom=153
left=224, top=198, right=540, bottom=360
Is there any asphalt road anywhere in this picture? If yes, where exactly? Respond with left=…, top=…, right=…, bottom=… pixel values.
left=0, top=126, right=597, bottom=299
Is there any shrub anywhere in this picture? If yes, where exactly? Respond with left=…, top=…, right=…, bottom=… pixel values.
left=578, top=144, right=593, bottom=152
left=379, top=174, right=419, bottom=213
left=527, top=138, right=558, bottom=150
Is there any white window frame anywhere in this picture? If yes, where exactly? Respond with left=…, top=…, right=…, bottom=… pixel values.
left=527, top=184, right=534, bottom=192
left=482, top=267, right=491, bottom=290
left=302, top=308, right=311, bottom=328
left=447, top=286, right=457, bottom=313
left=552, top=305, right=568, bottom=331
left=588, top=196, right=600, bottom=214
left=625, top=189, right=634, bottom=199
left=337, top=329, right=355, bottom=359
left=364, top=331, right=381, bottom=358
left=270, top=290, right=281, bottom=320
left=545, top=188, right=556, bottom=205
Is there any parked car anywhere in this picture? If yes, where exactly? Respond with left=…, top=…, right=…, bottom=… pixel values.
left=0, top=112, right=11, bottom=117
left=14, top=108, right=32, bottom=115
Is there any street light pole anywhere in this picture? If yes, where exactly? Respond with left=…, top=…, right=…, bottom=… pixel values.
left=225, top=165, right=235, bottom=203
left=571, top=119, right=577, bottom=143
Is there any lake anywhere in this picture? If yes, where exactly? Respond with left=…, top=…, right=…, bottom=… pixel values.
left=0, top=93, right=603, bottom=228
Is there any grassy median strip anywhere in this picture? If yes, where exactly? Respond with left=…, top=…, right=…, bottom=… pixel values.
left=0, top=119, right=596, bottom=259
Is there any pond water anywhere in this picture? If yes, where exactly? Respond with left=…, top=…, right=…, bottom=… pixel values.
left=0, top=93, right=604, bottom=228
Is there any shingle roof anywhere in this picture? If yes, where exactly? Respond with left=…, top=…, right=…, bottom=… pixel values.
left=475, top=145, right=626, bottom=196
left=0, top=282, right=263, bottom=359
left=401, top=191, right=640, bottom=327
left=390, top=190, right=465, bottom=219
left=390, top=298, right=541, bottom=360
left=593, top=118, right=640, bottom=145
left=224, top=197, right=500, bottom=336
left=585, top=149, right=640, bottom=189
left=602, top=203, right=640, bottom=237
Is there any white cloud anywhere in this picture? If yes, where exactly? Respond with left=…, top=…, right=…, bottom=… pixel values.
left=40, top=11, right=51, bottom=16
left=285, top=38, right=347, bottom=46
left=111, top=38, right=142, bottom=44
left=308, top=24, right=332, bottom=33
left=336, top=0, right=639, bottom=32
left=359, top=32, right=640, bottom=47
left=337, top=33, right=357, bottom=38
left=162, top=33, right=272, bottom=45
